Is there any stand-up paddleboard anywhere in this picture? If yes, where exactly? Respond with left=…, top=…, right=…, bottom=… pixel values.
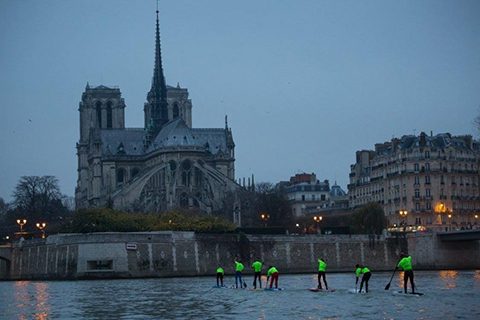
left=392, top=290, right=424, bottom=297
left=308, top=288, right=336, bottom=292
left=264, top=287, right=284, bottom=291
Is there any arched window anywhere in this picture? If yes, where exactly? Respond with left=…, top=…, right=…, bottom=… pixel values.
left=180, top=193, right=189, bottom=207
left=173, top=102, right=179, bottom=119
left=95, top=101, right=102, bottom=128
left=106, top=101, right=113, bottom=128
left=181, top=160, right=191, bottom=186
left=117, top=168, right=126, bottom=185
left=131, top=167, right=140, bottom=179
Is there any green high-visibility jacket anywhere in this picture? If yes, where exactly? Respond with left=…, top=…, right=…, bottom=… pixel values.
left=355, top=267, right=370, bottom=277
left=267, top=266, right=278, bottom=276
left=397, top=256, right=413, bottom=271
left=216, top=267, right=224, bottom=274
left=252, top=260, right=262, bottom=273
left=318, top=259, right=327, bottom=272
left=235, top=261, right=244, bottom=272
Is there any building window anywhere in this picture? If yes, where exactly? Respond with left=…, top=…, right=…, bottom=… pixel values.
left=425, top=175, right=430, bottom=184
left=415, top=217, right=422, bottom=225
left=414, top=176, right=420, bottom=185
left=106, top=101, right=113, bottom=128
left=180, top=193, right=188, bottom=207
left=426, top=189, right=431, bottom=197
left=425, top=151, right=430, bottom=159
left=440, top=175, right=444, bottom=184
left=426, top=202, right=431, bottom=210
left=131, top=168, right=140, bottom=179
left=302, top=195, right=305, bottom=201
left=414, top=189, right=420, bottom=198
left=173, top=103, right=179, bottom=119
left=321, top=194, right=325, bottom=201
left=415, top=202, right=420, bottom=211
left=117, top=168, right=126, bottom=184
left=96, top=101, right=102, bottom=128
left=414, top=163, right=419, bottom=172
left=311, top=195, right=315, bottom=201
left=425, top=163, right=430, bottom=171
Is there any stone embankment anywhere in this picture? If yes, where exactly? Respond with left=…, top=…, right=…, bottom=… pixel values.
left=1, top=232, right=478, bottom=280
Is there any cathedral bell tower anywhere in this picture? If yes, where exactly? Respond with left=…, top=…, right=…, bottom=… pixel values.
left=144, top=9, right=169, bottom=146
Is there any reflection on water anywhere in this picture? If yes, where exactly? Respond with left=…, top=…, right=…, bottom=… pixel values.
left=34, top=282, right=49, bottom=320
left=1, top=271, right=479, bottom=320
left=13, top=281, right=50, bottom=320
left=474, top=270, right=480, bottom=282
left=439, top=270, right=458, bottom=289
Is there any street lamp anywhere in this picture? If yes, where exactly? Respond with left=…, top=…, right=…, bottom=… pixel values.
left=260, top=213, right=270, bottom=227
left=36, top=222, right=47, bottom=239
left=313, top=215, right=323, bottom=234
left=16, top=219, right=27, bottom=233
left=399, top=210, right=408, bottom=231
left=447, top=211, right=453, bottom=231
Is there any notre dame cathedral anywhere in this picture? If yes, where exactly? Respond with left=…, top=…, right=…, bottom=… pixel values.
left=75, top=11, right=241, bottom=214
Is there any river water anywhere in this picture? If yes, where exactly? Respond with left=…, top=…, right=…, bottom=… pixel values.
left=1, top=270, right=479, bottom=319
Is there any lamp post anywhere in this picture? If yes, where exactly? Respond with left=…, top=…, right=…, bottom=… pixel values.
left=260, top=213, right=270, bottom=227
left=313, top=215, right=323, bottom=234
left=447, top=212, right=453, bottom=231
left=16, top=219, right=27, bottom=233
left=399, top=210, right=408, bottom=232
left=36, top=222, right=47, bottom=239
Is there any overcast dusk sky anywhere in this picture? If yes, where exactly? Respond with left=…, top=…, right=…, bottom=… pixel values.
left=1, top=0, right=479, bottom=201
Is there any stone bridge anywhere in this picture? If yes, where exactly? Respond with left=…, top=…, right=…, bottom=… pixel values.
left=0, top=244, right=12, bottom=279
left=437, top=229, right=480, bottom=241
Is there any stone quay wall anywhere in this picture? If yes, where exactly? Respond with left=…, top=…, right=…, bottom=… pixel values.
left=3, top=232, right=478, bottom=280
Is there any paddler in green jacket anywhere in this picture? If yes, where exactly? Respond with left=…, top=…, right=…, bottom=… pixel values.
left=234, top=258, right=245, bottom=288
left=251, top=258, right=263, bottom=289
left=317, top=258, right=329, bottom=290
left=267, top=266, right=279, bottom=289
left=397, top=252, right=415, bottom=294
left=216, top=266, right=224, bottom=287
left=355, top=264, right=372, bottom=293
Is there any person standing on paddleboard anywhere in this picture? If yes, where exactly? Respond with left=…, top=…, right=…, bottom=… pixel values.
left=397, top=252, right=415, bottom=294
left=267, top=266, right=279, bottom=289
left=234, top=258, right=245, bottom=288
left=251, top=258, right=263, bottom=289
left=216, top=266, right=224, bottom=287
left=355, top=264, right=372, bottom=293
left=317, top=258, right=328, bottom=290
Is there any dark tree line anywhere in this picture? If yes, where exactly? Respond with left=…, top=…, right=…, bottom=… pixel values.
left=1, top=176, right=71, bottom=238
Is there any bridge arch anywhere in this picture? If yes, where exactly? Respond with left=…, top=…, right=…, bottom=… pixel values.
left=0, top=246, right=12, bottom=280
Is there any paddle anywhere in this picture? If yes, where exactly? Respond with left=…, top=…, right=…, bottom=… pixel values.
left=384, top=267, right=397, bottom=290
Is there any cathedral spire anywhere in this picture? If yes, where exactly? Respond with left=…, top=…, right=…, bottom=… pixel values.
left=150, top=9, right=167, bottom=100
left=145, top=7, right=169, bottom=142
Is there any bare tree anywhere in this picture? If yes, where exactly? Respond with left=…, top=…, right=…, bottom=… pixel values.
left=12, top=176, right=65, bottom=220
left=255, top=182, right=274, bottom=194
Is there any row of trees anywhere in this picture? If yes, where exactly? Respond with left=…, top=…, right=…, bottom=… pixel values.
left=0, top=176, right=72, bottom=237
left=1, top=175, right=387, bottom=237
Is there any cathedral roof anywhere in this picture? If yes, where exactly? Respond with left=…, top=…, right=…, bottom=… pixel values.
left=100, top=129, right=145, bottom=156
left=146, top=118, right=228, bottom=154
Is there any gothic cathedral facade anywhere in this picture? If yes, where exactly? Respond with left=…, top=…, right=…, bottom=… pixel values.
left=75, top=11, right=239, bottom=213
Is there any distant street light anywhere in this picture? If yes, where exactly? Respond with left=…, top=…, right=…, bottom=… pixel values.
left=36, top=222, right=47, bottom=239
left=399, top=210, right=408, bottom=231
left=447, top=211, right=453, bottom=231
left=260, top=213, right=270, bottom=227
left=16, top=219, right=27, bottom=233
left=313, top=215, right=323, bottom=234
